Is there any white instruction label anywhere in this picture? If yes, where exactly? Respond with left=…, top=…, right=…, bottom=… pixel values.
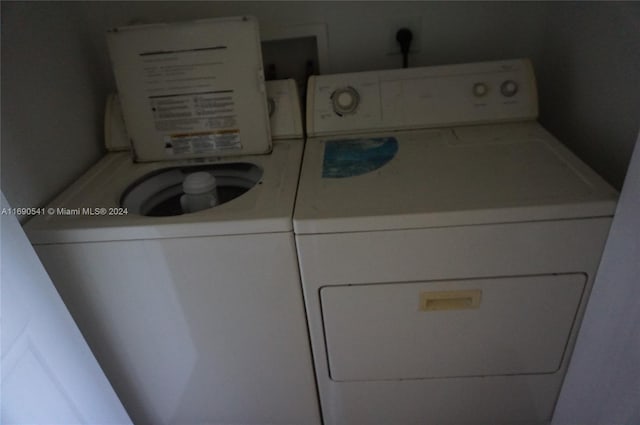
left=164, top=130, right=241, bottom=155
left=108, top=17, right=272, bottom=160
left=141, top=46, right=241, bottom=143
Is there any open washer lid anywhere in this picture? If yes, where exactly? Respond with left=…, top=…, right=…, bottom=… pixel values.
left=107, top=16, right=271, bottom=162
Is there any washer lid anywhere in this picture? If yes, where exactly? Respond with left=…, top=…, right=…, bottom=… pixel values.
left=107, top=16, right=271, bottom=162
left=293, top=123, right=618, bottom=234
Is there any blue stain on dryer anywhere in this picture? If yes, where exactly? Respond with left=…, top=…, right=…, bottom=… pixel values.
left=322, top=137, right=399, bottom=178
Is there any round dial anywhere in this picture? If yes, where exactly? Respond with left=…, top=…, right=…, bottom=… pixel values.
left=331, top=86, right=360, bottom=115
left=500, top=80, right=519, bottom=97
left=472, top=82, right=489, bottom=97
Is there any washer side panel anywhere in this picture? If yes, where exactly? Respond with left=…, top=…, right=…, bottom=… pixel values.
left=35, top=232, right=321, bottom=425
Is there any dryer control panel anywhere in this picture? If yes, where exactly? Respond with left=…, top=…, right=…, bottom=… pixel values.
left=307, top=59, right=538, bottom=137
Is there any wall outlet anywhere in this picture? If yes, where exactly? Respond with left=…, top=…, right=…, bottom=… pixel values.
left=387, top=17, right=422, bottom=55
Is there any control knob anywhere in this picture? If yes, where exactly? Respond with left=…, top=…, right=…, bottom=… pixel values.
left=472, top=82, right=489, bottom=97
left=500, top=80, right=519, bottom=97
left=331, top=86, right=360, bottom=115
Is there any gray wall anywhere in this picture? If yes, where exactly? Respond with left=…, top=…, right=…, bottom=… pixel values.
left=538, top=2, right=640, bottom=189
left=1, top=2, right=107, bottom=216
left=74, top=1, right=549, bottom=76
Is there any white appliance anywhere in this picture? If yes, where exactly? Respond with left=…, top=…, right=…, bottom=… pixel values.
left=294, top=59, right=618, bottom=425
left=26, top=17, right=320, bottom=425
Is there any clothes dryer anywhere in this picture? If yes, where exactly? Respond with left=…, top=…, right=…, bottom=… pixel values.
left=294, top=59, right=617, bottom=425
left=26, top=17, right=320, bottom=425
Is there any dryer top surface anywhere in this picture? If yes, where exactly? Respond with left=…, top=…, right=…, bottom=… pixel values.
left=293, top=122, right=617, bottom=234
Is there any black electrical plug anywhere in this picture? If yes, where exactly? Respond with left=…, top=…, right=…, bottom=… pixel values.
left=396, top=28, right=413, bottom=68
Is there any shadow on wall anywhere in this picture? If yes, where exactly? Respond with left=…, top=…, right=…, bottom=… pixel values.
left=537, top=2, right=640, bottom=189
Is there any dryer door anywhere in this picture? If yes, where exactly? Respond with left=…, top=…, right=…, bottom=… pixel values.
left=320, top=274, right=585, bottom=381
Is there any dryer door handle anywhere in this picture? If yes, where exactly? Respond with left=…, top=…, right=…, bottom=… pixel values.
left=419, top=289, right=482, bottom=311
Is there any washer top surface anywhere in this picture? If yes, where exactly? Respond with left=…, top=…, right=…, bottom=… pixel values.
left=293, top=122, right=618, bottom=234
left=27, top=140, right=302, bottom=244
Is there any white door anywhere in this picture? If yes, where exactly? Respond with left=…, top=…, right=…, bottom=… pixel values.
left=552, top=136, right=640, bottom=424
left=1, top=193, right=131, bottom=425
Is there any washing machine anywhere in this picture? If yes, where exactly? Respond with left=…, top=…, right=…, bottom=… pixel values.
left=25, top=17, right=320, bottom=425
left=294, top=59, right=618, bottom=425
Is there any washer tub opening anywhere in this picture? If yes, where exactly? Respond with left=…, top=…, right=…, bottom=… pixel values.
left=120, top=162, right=263, bottom=217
